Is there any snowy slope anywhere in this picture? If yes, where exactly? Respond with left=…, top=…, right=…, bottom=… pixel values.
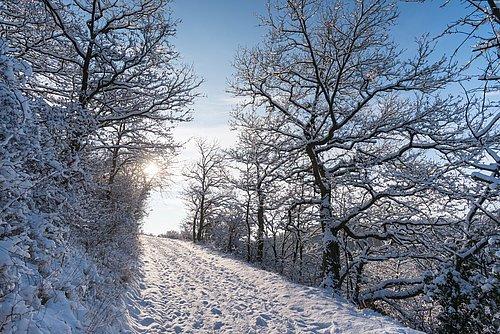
left=123, top=235, right=422, bottom=334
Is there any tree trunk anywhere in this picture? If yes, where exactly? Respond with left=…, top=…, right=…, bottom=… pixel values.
left=256, top=189, right=265, bottom=262
left=272, top=232, right=278, bottom=265
left=227, top=226, right=234, bottom=252
left=108, top=146, right=119, bottom=185
left=107, top=123, right=124, bottom=187
left=320, top=189, right=341, bottom=290
left=192, top=207, right=199, bottom=242
left=299, top=243, right=304, bottom=280
left=305, top=144, right=341, bottom=290
left=197, top=196, right=205, bottom=241
left=245, top=193, right=251, bottom=261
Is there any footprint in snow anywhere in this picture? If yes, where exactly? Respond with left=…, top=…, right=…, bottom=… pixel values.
left=213, top=321, right=224, bottom=330
left=290, top=305, right=304, bottom=312
left=127, top=305, right=141, bottom=316
left=255, top=316, right=268, bottom=327
left=139, top=317, right=155, bottom=326
left=193, top=318, right=204, bottom=329
left=211, top=307, right=222, bottom=315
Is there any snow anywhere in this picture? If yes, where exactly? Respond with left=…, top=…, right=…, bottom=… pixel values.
left=123, top=235, right=421, bottom=333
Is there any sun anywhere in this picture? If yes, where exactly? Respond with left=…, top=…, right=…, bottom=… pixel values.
left=144, top=162, right=160, bottom=178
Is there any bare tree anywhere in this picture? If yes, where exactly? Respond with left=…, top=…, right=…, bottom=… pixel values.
left=1, top=0, right=200, bottom=182
left=231, top=0, right=461, bottom=291
left=225, top=149, right=255, bottom=260
left=228, top=112, right=291, bottom=262
left=413, top=1, right=500, bottom=332
left=440, top=0, right=499, bottom=219
left=182, top=140, right=226, bottom=242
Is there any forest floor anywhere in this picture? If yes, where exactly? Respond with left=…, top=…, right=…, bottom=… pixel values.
left=123, top=235, right=421, bottom=333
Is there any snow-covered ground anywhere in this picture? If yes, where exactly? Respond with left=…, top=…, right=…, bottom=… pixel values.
left=123, top=235, right=422, bottom=333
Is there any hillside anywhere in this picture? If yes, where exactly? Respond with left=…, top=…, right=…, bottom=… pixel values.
left=123, top=236, right=421, bottom=333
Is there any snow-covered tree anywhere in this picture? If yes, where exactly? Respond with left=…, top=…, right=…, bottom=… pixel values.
left=228, top=112, right=292, bottom=262
left=418, top=1, right=500, bottom=332
left=0, top=39, right=100, bottom=332
left=0, top=1, right=199, bottom=331
left=182, top=140, right=227, bottom=242
left=1, top=0, right=200, bottom=185
left=1, top=0, right=199, bottom=279
left=224, top=0, right=499, bottom=331
left=231, top=0, right=462, bottom=290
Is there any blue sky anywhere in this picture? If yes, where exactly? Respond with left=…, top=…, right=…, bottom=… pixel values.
left=142, top=0, right=468, bottom=234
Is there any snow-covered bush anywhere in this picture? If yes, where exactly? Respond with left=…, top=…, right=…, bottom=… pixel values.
left=0, top=39, right=142, bottom=333
left=2, top=0, right=198, bottom=331
left=424, top=231, right=499, bottom=333
left=0, top=39, right=93, bottom=332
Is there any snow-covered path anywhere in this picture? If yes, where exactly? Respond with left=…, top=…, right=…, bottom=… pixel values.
left=124, top=236, right=421, bottom=333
